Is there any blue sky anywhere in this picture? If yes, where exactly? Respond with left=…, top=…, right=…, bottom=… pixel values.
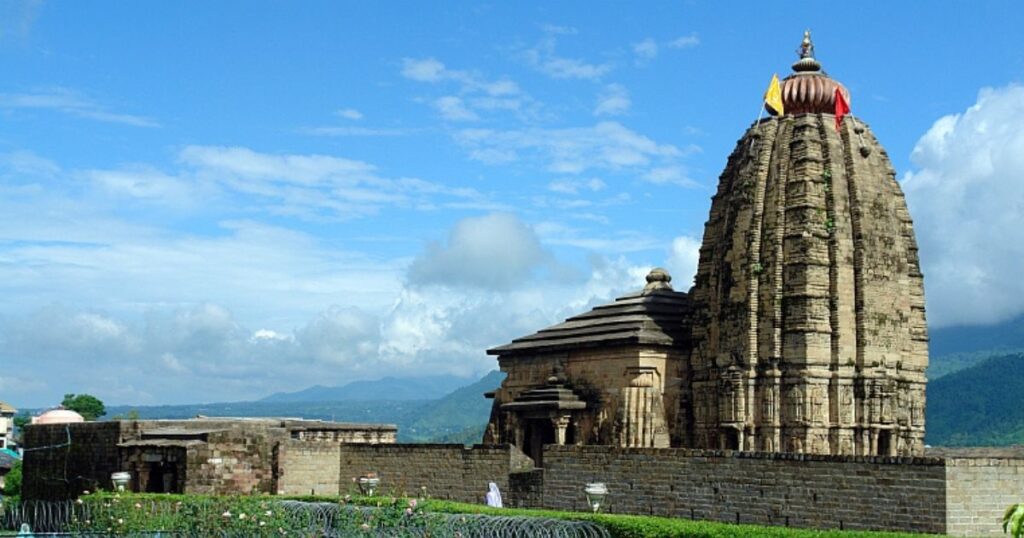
left=2, top=1, right=1023, bottom=407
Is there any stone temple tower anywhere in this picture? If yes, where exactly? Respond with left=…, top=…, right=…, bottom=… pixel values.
left=687, top=32, right=928, bottom=456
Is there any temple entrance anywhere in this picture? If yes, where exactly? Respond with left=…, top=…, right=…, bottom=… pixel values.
left=144, top=460, right=181, bottom=493
left=877, top=430, right=892, bottom=456
left=524, top=419, right=555, bottom=467
left=721, top=428, right=740, bottom=450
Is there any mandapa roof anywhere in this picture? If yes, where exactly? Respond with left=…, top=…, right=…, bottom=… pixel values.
left=488, top=269, right=694, bottom=357
left=0, top=400, right=16, bottom=414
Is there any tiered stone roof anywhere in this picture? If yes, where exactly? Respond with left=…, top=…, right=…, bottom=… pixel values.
left=488, top=268, right=693, bottom=356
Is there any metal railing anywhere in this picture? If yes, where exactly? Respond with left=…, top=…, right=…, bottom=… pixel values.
left=2, top=499, right=610, bottom=537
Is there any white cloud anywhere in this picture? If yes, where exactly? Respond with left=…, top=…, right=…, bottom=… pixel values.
left=297, top=126, right=409, bottom=137
left=173, top=145, right=482, bottom=219
left=401, top=58, right=529, bottom=120
left=643, top=165, right=702, bottom=188
left=85, top=166, right=198, bottom=205
left=433, top=96, right=479, bottom=122
left=668, top=33, right=700, bottom=49
left=0, top=150, right=60, bottom=177
left=632, top=38, right=658, bottom=63
left=523, top=33, right=612, bottom=81
left=408, top=213, right=549, bottom=290
left=0, top=0, right=43, bottom=42
left=665, top=236, right=701, bottom=291
left=902, top=84, right=1024, bottom=327
left=533, top=221, right=658, bottom=253
left=547, top=178, right=606, bottom=195
left=0, top=87, right=159, bottom=127
left=0, top=203, right=689, bottom=406
left=455, top=121, right=683, bottom=175
left=594, top=83, right=631, bottom=116
left=336, top=108, right=363, bottom=120
left=401, top=58, right=448, bottom=82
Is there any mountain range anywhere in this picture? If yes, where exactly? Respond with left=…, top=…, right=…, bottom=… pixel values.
left=83, top=314, right=1024, bottom=448
left=260, top=375, right=472, bottom=403
left=104, top=370, right=506, bottom=443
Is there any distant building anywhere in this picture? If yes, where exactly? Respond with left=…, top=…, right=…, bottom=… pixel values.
left=21, top=417, right=396, bottom=499
left=31, top=408, right=85, bottom=426
left=0, top=401, right=16, bottom=449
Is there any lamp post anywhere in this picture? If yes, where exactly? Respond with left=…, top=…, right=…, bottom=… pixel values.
left=584, top=482, right=608, bottom=513
left=357, top=472, right=380, bottom=496
left=111, top=472, right=131, bottom=492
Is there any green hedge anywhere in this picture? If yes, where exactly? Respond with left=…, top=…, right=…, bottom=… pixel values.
left=57, top=493, right=939, bottom=538
left=414, top=499, right=937, bottom=538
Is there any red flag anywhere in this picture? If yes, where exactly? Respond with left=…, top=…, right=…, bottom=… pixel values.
left=834, top=88, right=850, bottom=131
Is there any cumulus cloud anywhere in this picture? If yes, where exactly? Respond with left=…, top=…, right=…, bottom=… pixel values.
left=0, top=203, right=686, bottom=407
left=665, top=236, right=701, bottom=291
left=594, top=84, right=631, bottom=116
left=0, top=303, right=386, bottom=405
left=902, top=84, right=1024, bottom=327
left=408, top=213, right=550, bottom=290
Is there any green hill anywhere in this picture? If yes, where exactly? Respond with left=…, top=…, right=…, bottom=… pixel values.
left=925, top=352, right=1024, bottom=446
left=402, top=370, right=505, bottom=442
left=101, top=371, right=505, bottom=443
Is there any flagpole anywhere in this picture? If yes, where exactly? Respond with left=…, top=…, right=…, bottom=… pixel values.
left=748, top=103, right=766, bottom=154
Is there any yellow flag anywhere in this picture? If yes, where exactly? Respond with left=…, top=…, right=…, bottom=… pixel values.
left=764, top=73, right=784, bottom=116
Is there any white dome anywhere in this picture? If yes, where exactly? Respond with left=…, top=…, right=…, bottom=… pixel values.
left=33, top=409, right=85, bottom=425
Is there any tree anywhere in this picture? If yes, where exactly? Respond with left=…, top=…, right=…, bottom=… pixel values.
left=1006, top=503, right=1024, bottom=538
left=12, top=414, right=30, bottom=430
left=61, top=393, right=106, bottom=421
left=111, top=409, right=140, bottom=420
left=2, top=460, right=21, bottom=504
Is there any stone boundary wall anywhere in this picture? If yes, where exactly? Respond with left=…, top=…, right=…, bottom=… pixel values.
left=183, top=430, right=277, bottom=495
left=539, top=446, right=948, bottom=534
left=22, top=422, right=128, bottom=500
left=336, top=444, right=531, bottom=503
left=945, top=456, right=1024, bottom=536
left=277, top=441, right=342, bottom=496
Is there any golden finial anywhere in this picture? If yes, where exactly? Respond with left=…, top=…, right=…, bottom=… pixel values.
left=800, top=29, right=815, bottom=59
left=792, top=29, right=821, bottom=72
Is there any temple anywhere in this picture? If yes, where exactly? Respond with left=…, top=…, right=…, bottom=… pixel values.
left=486, top=31, right=928, bottom=458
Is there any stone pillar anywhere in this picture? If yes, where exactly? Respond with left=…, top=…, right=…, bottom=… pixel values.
left=552, top=415, right=571, bottom=446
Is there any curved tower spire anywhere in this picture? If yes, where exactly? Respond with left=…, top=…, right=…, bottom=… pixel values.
left=687, top=33, right=928, bottom=456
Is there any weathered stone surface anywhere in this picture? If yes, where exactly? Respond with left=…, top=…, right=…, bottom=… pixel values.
left=690, top=112, right=927, bottom=456
left=334, top=443, right=533, bottom=503
left=21, top=418, right=396, bottom=500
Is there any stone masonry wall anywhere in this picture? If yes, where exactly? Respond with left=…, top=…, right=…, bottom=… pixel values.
left=277, top=441, right=342, bottom=495
left=538, top=445, right=947, bottom=534
left=945, top=456, right=1024, bottom=536
left=21, top=422, right=128, bottom=500
left=183, top=430, right=277, bottom=495
left=336, top=444, right=532, bottom=503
